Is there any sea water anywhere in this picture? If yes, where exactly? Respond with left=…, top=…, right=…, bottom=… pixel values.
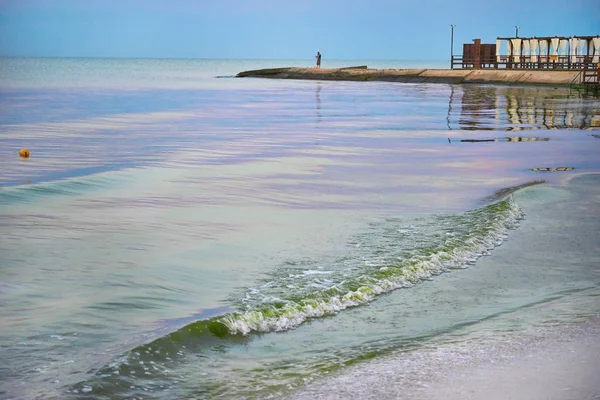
left=0, top=58, right=599, bottom=399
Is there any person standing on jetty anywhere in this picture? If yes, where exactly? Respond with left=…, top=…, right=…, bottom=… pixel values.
left=315, top=51, right=321, bottom=68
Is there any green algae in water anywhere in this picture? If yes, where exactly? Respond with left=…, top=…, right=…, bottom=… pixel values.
left=216, top=197, right=522, bottom=335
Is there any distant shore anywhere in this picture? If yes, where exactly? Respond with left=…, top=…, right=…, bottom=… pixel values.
left=237, top=67, right=581, bottom=87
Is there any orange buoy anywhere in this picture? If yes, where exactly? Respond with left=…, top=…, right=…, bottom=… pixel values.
left=19, top=148, right=30, bottom=158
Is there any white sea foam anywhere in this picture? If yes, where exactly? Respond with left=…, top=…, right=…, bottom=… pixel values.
left=222, top=198, right=524, bottom=335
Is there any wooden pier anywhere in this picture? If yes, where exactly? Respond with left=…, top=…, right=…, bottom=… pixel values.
left=452, top=35, right=599, bottom=96
left=452, top=35, right=600, bottom=71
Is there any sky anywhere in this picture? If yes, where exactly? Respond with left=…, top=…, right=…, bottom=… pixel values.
left=0, top=0, right=598, bottom=59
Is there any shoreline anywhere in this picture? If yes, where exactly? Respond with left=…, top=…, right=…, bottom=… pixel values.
left=419, top=318, right=600, bottom=400
left=286, top=175, right=600, bottom=400
left=237, top=67, right=581, bottom=87
left=286, top=315, right=600, bottom=400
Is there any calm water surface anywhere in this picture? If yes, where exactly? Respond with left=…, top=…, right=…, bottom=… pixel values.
left=1, top=58, right=599, bottom=399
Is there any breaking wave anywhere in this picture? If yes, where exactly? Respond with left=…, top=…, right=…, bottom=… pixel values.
left=144, top=196, right=523, bottom=342
left=221, top=197, right=523, bottom=335
left=71, top=196, right=524, bottom=398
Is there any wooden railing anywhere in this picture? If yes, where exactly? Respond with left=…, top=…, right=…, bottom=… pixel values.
left=451, top=55, right=599, bottom=71
left=569, top=65, right=600, bottom=97
left=583, top=68, right=599, bottom=84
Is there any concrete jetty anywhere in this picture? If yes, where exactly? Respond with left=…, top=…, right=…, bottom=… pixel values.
left=236, top=67, right=582, bottom=86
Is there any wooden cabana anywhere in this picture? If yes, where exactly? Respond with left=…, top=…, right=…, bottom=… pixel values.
left=453, top=35, right=600, bottom=70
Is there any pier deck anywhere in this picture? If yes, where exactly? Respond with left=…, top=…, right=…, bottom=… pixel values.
left=237, top=67, right=582, bottom=87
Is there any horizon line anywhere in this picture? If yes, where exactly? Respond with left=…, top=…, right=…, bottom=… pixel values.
left=0, top=55, right=449, bottom=62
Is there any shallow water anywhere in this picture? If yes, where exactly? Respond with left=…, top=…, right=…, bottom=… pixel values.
left=0, top=58, right=599, bottom=399
left=287, top=173, right=600, bottom=399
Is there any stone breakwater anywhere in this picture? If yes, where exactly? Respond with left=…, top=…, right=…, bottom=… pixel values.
left=237, top=67, right=581, bottom=86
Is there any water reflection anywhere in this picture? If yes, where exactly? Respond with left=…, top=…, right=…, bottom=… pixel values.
left=446, top=85, right=455, bottom=130
left=315, top=82, right=322, bottom=124
left=450, top=85, right=600, bottom=131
